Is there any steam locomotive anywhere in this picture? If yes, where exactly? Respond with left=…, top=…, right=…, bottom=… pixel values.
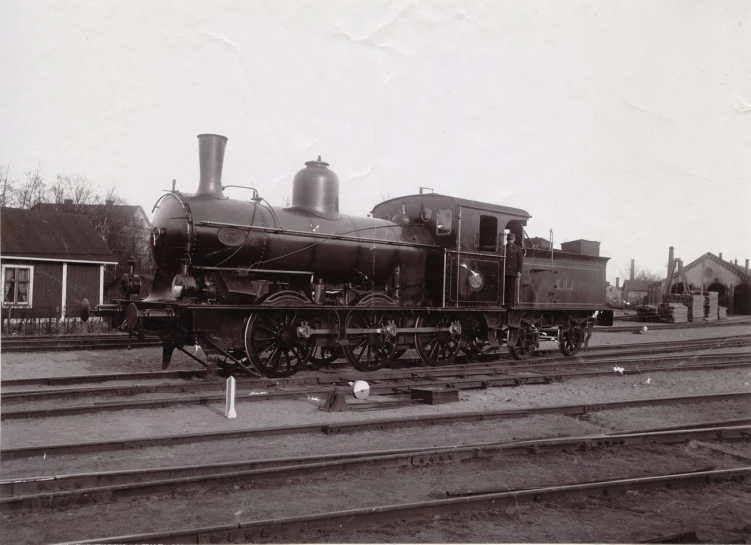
left=83, top=134, right=613, bottom=377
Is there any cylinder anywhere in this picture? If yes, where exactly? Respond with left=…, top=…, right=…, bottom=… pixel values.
left=197, top=134, right=228, bottom=198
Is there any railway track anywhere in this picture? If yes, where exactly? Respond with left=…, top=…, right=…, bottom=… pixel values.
left=2, top=390, right=749, bottom=461
left=598, top=317, right=751, bottom=333
left=2, top=348, right=749, bottom=420
left=1, top=423, right=747, bottom=514
left=0, top=333, right=160, bottom=352
left=4, top=334, right=749, bottom=392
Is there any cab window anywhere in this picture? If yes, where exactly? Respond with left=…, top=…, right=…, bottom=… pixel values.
left=436, top=209, right=452, bottom=236
left=478, top=215, right=498, bottom=252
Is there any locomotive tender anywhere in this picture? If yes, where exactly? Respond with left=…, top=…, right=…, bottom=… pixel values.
left=85, top=134, right=614, bottom=377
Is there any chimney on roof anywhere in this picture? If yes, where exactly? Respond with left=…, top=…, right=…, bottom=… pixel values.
left=746, top=259, right=749, bottom=274
left=719, top=252, right=723, bottom=261
left=63, top=199, right=73, bottom=205
left=734, top=259, right=738, bottom=265
left=630, top=259, right=635, bottom=281
left=106, top=199, right=113, bottom=206
left=616, top=277, right=620, bottom=289
left=668, top=246, right=674, bottom=279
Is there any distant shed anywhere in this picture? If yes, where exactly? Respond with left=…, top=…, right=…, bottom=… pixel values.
left=1, top=207, right=117, bottom=319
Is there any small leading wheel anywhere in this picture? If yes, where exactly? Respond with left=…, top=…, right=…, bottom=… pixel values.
left=558, top=325, right=583, bottom=356
left=245, top=310, right=313, bottom=377
left=342, top=310, right=401, bottom=372
left=508, top=343, right=535, bottom=360
left=414, top=313, right=461, bottom=366
left=507, top=326, right=536, bottom=361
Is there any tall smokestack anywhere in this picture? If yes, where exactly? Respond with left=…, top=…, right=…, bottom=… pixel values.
left=630, top=259, right=635, bottom=281
left=197, top=134, right=228, bottom=198
left=668, top=246, right=674, bottom=279
left=616, top=277, right=620, bottom=289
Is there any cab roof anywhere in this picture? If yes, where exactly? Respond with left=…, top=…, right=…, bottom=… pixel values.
left=373, top=194, right=531, bottom=219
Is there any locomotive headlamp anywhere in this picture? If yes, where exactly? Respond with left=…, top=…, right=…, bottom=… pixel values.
left=467, top=270, right=484, bottom=291
left=171, top=274, right=197, bottom=299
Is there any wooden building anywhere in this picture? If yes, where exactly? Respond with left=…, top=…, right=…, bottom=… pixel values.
left=1, top=207, right=117, bottom=319
left=620, top=279, right=650, bottom=306
left=33, top=201, right=153, bottom=301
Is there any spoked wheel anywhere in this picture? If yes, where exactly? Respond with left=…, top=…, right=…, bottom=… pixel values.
left=507, top=317, right=539, bottom=361
left=343, top=311, right=402, bottom=372
left=309, top=346, right=342, bottom=367
left=414, top=313, right=461, bottom=366
left=342, top=294, right=402, bottom=372
left=244, top=291, right=313, bottom=378
left=558, top=324, right=584, bottom=356
left=508, top=342, right=535, bottom=360
left=307, top=311, right=342, bottom=368
left=460, top=316, right=487, bottom=362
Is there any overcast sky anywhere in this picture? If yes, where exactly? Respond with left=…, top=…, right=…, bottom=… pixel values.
left=2, top=0, right=749, bottom=284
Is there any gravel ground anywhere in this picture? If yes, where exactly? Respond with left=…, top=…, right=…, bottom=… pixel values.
left=1, top=441, right=749, bottom=545
left=1, top=321, right=750, bottom=543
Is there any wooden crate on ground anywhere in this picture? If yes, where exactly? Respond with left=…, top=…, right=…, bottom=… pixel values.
left=637, top=305, right=659, bottom=322
left=704, top=292, right=718, bottom=321
left=659, top=302, right=688, bottom=323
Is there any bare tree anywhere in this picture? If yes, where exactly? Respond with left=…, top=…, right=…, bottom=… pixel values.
left=104, top=186, right=126, bottom=205
left=14, top=164, right=47, bottom=209
left=620, top=263, right=663, bottom=282
left=0, top=164, right=15, bottom=207
left=52, top=174, right=100, bottom=211
left=48, top=175, right=67, bottom=204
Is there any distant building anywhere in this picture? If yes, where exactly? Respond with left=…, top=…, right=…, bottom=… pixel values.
left=605, top=277, right=622, bottom=304
left=33, top=200, right=153, bottom=301
left=648, top=252, right=751, bottom=314
left=1, top=207, right=117, bottom=318
left=527, top=237, right=551, bottom=250
left=621, top=279, right=650, bottom=305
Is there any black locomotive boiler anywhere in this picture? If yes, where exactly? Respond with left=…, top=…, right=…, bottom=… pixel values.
left=85, top=134, right=613, bottom=377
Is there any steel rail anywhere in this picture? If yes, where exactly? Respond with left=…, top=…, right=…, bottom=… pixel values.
left=54, top=466, right=751, bottom=545
left=4, top=417, right=748, bottom=497
left=599, top=318, right=751, bottom=333
left=2, top=354, right=749, bottom=420
left=3, top=335, right=748, bottom=392
left=3, top=350, right=748, bottom=403
left=1, top=335, right=161, bottom=353
left=1, top=425, right=748, bottom=514
left=2, top=391, right=749, bottom=461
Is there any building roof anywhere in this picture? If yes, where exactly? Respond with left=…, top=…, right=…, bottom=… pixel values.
left=33, top=202, right=149, bottom=227
left=684, top=252, right=751, bottom=282
left=621, top=280, right=651, bottom=293
left=1, top=207, right=117, bottom=263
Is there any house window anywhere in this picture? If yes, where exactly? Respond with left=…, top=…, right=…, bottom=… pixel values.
left=478, top=215, right=498, bottom=252
left=2, top=265, right=34, bottom=307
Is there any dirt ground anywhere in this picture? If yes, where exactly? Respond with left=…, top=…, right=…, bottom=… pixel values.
left=1, top=322, right=750, bottom=543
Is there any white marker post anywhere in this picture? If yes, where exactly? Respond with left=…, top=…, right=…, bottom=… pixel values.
left=225, top=376, right=237, bottom=419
